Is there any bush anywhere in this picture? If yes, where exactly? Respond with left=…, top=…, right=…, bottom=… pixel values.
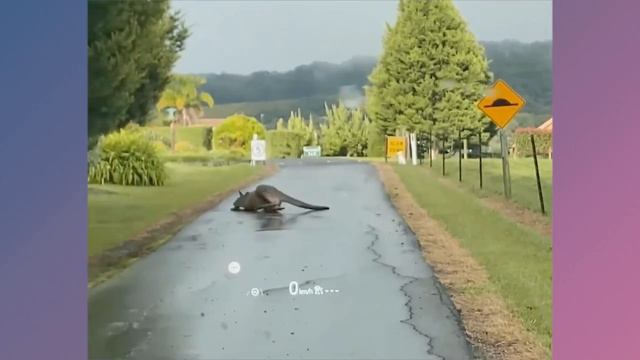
left=151, top=140, right=169, bottom=154
left=213, top=114, right=267, bottom=155
left=513, top=128, right=552, bottom=158
left=174, top=141, right=197, bottom=153
left=160, top=149, right=247, bottom=166
left=266, top=130, right=306, bottom=158
left=366, top=123, right=385, bottom=157
left=202, top=127, right=213, bottom=151
left=144, top=126, right=203, bottom=149
left=88, top=129, right=167, bottom=186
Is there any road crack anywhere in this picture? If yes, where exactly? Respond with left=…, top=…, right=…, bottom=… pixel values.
left=365, top=225, right=445, bottom=360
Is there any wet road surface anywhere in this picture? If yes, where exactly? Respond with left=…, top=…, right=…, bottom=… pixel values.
left=89, top=159, right=474, bottom=360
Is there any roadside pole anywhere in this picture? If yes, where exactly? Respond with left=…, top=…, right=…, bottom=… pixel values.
left=530, top=134, right=546, bottom=214
left=499, top=129, right=512, bottom=199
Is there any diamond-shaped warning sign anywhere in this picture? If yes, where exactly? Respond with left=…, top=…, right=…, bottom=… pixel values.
left=477, top=79, right=526, bottom=128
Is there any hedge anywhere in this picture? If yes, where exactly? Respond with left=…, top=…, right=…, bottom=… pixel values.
left=513, top=128, right=553, bottom=158
left=266, top=130, right=307, bottom=158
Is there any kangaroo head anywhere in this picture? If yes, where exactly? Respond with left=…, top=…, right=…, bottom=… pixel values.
left=233, top=191, right=250, bottom=208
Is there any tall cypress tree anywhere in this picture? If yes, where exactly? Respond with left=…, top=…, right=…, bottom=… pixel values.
left=366, top=0, right=491, bottom=139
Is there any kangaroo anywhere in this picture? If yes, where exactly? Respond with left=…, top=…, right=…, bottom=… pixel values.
left=231, top=184, right=330, bottom=213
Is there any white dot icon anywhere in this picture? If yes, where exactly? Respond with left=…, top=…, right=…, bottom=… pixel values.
left=228, top=261, right=241, bottom=274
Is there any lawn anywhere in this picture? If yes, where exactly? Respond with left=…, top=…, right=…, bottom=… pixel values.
left=88, top=163, right=264, bottom=256
left=393, top=164, right=552, bottom=350
left=420, top=156, right=552, bottom=216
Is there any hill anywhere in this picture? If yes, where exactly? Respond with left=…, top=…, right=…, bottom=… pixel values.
left=195, top=40, right=551, bottom=128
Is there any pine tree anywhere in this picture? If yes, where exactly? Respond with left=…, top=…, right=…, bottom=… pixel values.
left=366, top=0, right=491, bottom=140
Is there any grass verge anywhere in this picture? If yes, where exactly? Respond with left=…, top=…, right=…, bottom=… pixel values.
left=388, top=163, right=551, bottom=356
left=422, top=157, right=552, bottom=216
left=88, top=163, right=276, bottom=286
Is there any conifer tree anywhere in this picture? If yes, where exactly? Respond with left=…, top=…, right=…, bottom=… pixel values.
left=366, top=0, right=491, bottom=142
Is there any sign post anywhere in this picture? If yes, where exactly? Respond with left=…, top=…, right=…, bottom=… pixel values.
left=302, top=146, right=322, bottom=158
left=386, top=136, right=407, bottom=164
left=477, top=79, right=526, bottom=199
left=250, top=134, right=266, bottom=166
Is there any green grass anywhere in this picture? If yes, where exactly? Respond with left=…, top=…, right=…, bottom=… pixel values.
left=394, top=164, right=552, bottom=351
left=88, top=163, right=264, bottom=256
left=145, top=126, right=207, bottom=149
left=421, top=156, right=552, bottom=216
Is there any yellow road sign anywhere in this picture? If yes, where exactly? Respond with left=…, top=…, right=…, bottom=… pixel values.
left=386, top=136, right=406, bottom=157
left=477, top=79, right=526, bottom=128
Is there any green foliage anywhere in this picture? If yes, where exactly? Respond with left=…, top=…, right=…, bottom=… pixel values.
left=88, top=0, right=188, bottom=146
left=366, top=122, right=386, bottom=157
left=174, top=141, right=197, bottom=153
left=202, top=127, right=213, bottom=150
left=212, top=114, right=267, bottom=154
left=160, top=149, right=247, bottom=164
left=286, top=110, right=317, bottom=146
left=144, top=126, right=203, bottom=149
left=266, top=130, right=307, bottom=158
left=320, top=103, right=370, bottom=156
left=88, top=129, right=167, bottom=186
left=156, top=75, right=215, bottom=126
left=513, top=129, right=552, bottom=157
left=151, top=140, right=169, bottom=154
left=366, top=0, right=491, bottom=137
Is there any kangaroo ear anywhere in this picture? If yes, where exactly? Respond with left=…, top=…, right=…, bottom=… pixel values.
left=238, top=191, right=244, bottom=196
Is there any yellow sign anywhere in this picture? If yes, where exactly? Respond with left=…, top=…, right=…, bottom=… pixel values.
left=477, top=79, right=526, bottom=128
left=386, top=136, right=406, bottom=157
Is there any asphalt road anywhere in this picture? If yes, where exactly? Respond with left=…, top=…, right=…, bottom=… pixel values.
left=89, top=158, right=474, bottom=360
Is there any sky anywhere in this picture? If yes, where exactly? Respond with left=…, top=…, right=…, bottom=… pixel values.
left=171, top=0, right=552, bottom=75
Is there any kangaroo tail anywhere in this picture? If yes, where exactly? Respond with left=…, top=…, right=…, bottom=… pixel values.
left=262, top=185, right=330, bottom=211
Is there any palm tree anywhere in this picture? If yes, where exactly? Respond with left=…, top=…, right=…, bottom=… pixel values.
left=157, top=75, right=214, bottom=151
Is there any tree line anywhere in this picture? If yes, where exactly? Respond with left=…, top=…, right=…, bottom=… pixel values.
left=197, top=41, right=551, bottom=119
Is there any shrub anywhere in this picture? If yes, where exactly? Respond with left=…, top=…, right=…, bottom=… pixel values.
left=159, top=149, right=247, bottom=166
left=366, top=123, right=385, bottom=157
left=213, top=114, right=267, bottom=154
left=513, top=128, right=552, bottom=158
left=151, top=140, right=169, bottom=154
left=88, top=129, right=166, bottom=186
left=202, top=127, right=213, bottom=151
left=144, top=126, right=203, bottom=149
left=266, top=130, right=306, bottom=158
left=144, top=131, right=172, bottom=148
left=174, top=141, right=197, bottom=153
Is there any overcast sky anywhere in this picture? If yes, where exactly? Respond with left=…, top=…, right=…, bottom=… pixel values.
left=171, top=0, right=552, bottom=74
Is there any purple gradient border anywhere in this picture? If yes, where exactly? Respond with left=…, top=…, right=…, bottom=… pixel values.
left=0, top=0, right=87, bottom=359
left=554, top=0, right=640, bottom=358
left=0, top=0, right=639, bottom=359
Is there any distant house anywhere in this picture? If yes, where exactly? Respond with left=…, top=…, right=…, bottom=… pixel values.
left=538, top=117, right=553, bottom=158
left=538, top=117, right=553, bottom=132
left=510, top=117, right=553, bottom=158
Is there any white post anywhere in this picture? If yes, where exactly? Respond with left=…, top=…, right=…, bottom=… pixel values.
left=250, top=133, right=258, bottom=167
left=410, top=132, right=418, bottom=165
